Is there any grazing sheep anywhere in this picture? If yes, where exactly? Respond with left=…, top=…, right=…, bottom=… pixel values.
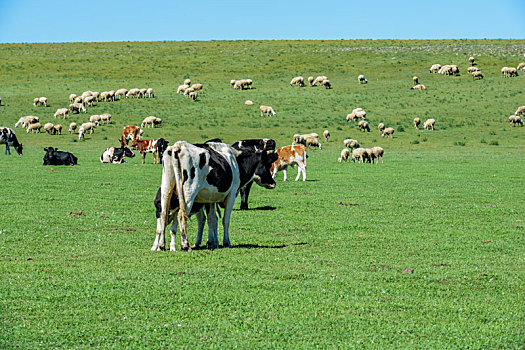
left=382, top=127, right=395, bottom=138
left=177, top=84, right=189, bottom=94
left=74, top=96, right=83, bottom=104
left=518, top=62, right=525, bottom=73
left=183, top=87, right=195, bottom=97
left=290, top=76, right=304, bottom=87
left=515, top=106, right=525, bottom=116
left=54, top=108, right=69, bottom=119
left=338, top=148, right=351, bottom=162
left=312, top=76, right=328, bottom=86
left=423, top=118, right=436, bottom=130
left=108, top=90, right=116, bottom=101
left=378, top=123, right=385, bottom=133
left=83, top=95, right=96, bottom=107
left=429, top=64, right=442, bottom=73
left=189, top=91, right=198, bottom=101
left=307, top=76, right=314, bottom=86
left=146, top=87, right=154, bottom=98
left=358, top=120, right=370, bottom=132
left=100, top=91, right=111, bottom=102
left=126, top=88, right=140, bottom=98
left=184, top=78, right=191, bottom=86
left=91, top=91, right=100, bottom=101
left=44, top=123, right=55, bottom=135
left=323, top=130, right=330, bottom=142
left=343, top=139, right=360, bottom=149
left=34, top=97, right=47, bottom=107
left=141, top=116, right=162, bottom=128
left=191, top=83, right=203, bottom=91
left=346, top=108, right=366, bottom=122
left=414, top=117, right=421, bottom=129
left=502, top=67, right=518, bottom=77
left=305, top=137, right=322, bottom=150
left=27, top=122, right=42, bottom=133
left=139, top=88, right=147, bottom=98
left=370, top=146, right=384, bottom=164
left=100, top=113, right=112, bottom=124
left=260, top=105, right=276, bottom=117
left=233, top=80, right=244, bottom=90
left=467, top=66, right=480, bottom=74
left=69, top=102, right=86, bottom=114
left=293, top=133, right=321, bottom=149
left=81, top=91, right=93, bottom=100
left=321, top=79, right=332, bottom=89
left=450, top=65, right=460, bottom=75
left=115, top=88, right=128, bottom=99
left=413, top=76, right=419, bottom=85
left=469, top=56, right=475, bottom=65
left=68, top=122, right=77, bottom=134
left=438, top=65, right=454, bottom=75
left=411, top=84, right=426, bottom=90
left=358, top=74, right=368, bottom=84
left=78, top=122, right=96, bottom=140
left=245, top=100, right=254, bottom=106
left=509, top=115, right=524, bottom=127
left=352, top=148, right=369, bottom=163
left=53, top=124, right=63, bottom=135
left=69, top=93, right=77, bottom=103
left=15, top=116, right=39, bottom=128
left=472, top=71, right=483, bottom=80
left=89, top=115, right=102, bottom=125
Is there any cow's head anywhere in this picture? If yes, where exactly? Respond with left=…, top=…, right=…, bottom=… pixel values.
left=130, top=138, right=139, bottom=149
left=15, top=143, right=23, bottom=156
left=123, top=146, right=135, bottom=158
left=252, top=151, right=278, bottom=189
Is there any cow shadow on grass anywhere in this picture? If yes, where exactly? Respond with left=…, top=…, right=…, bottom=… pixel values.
left=234, top=206, right=276, bottom=211
left=232, top=242, right=307, bottom=249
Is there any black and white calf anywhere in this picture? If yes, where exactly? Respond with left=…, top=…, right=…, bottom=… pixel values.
left=152, top=141, right=278, bottom=251
left=43, top=147, right=77, bottom=166
left=0, top=127, right=23, bottom=155
left=232, top=138, right=276, bottom=210
left=100, top=145, right=135, bottom=163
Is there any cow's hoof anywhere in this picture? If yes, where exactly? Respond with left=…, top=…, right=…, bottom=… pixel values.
left=181, top=245, right=192, bottom=252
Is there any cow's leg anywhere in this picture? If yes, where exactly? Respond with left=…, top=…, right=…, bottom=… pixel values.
left=283, top=167, right=288, bottom=181
left=152, top=158, right=175, bottom=251
left=296, top=163, right=306, bottom=181
left=5, top=145, right=10, bottom=155
left=239, top=181, right=253, bottom=210
left=193, top=207, right=207, bottom=248
left=221, top=195, right=237, bottom=248
left=168, top=211, right=178, bottom=251
left=206, top=205, right=219, bottom=249
left=142, top=152, right=145, bottom=164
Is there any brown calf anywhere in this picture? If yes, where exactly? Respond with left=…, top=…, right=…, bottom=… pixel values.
left=130, top=138, right=159, bottom=164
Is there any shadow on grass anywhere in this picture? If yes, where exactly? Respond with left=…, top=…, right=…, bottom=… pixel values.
left=232, top=242, right=307, bottom=249
left=234, top=206, right=276, bottom=211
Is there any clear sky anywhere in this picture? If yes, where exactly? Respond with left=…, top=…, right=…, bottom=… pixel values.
left=0, top=0, right=523, bottom=43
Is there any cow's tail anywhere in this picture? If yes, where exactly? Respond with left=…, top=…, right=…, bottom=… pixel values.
left=172, top=142, right=189, bottom=229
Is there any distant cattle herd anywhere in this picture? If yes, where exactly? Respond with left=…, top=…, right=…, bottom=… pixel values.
left=1, top=54, right=524, bottom=250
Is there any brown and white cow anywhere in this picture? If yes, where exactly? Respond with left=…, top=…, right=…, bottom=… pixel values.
left=130, top=138, right=159, bottom=164
left=152, top=141, right=278, bottom=251
left=271, top=144, right=307, bottom=181
left=121, top=125, right=143, bottom=145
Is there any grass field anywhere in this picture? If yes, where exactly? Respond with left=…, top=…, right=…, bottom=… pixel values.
left=1, top=39, right=524, bottom=348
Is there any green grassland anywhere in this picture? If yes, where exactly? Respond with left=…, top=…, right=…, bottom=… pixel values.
left=0, top=39, right=524, bottom=348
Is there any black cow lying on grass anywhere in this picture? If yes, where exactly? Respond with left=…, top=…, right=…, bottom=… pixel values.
left=43, top=147, right=77, bottom=166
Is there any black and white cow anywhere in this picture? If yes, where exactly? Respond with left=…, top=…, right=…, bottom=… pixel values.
left=232, top=138, right=276, bottom=210
left=0, top=127, right=23, bottom=155
left=152, top=141, right=278, bottom=251
left=100, top=145, right=135, bottom=163
left=43, top=147, right=77, bottom=166
left=156, top=138, right=169, bottom=164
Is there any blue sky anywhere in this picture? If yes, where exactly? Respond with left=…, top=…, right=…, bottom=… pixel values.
left=0, top=0, right=523, bottom=43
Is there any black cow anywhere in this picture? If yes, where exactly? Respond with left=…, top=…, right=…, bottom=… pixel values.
left=152, top=141, right=278, bottom=251
left=232, top=138, right=276, bottom=210
left=100, top=145, right=135, bottom=163
left=43, top=147, right=77, bottom=166
left=156, top=138, right=169, bottom=164
left=0, top=127, right=23, bottom=155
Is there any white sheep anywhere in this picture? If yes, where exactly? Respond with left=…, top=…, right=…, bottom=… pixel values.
left=69, top=102, right=86, bottom=114
left=81, top=91, right=93, bottom=100
left=423, top=118, right=435, bottom=130
left=358, top=74, right=367, bottom=84
left=260, top=105, right=276, bottom=117
left=413, top=76, right=419, bottom=85
left=472, top=71, right=483, bottom=80
left=100, top=113, right=112, bottom=124
left=343, top=139, right=360, bottom=149
left=84, top=95, right=96, bottom=107
left=515, top=106, right=525, bottom=116
left=177, top=84, right=189, bottom=94
left=78, top=122, right=96, bottom=140
left=411, top=84, right=426, bottom=90
left=189, top=91, right=198, bottom=101
left=74, top=96, right=83, bottom=104
left=100, top=91, right=111, bottom=101
left=358, top=120, right=370, bottom=132
left=69, top=93, right=77, bottom=103
left=26, top=122, right=42, bottom=133
left=352, top=148, right=368, bottom=163
left=346, top=108, right=366, bottom=122
left=469, top=56, right=475, bottom=65
left=44, top=123, right=55, bottom=134
left=53, top=124, right=63, bottom=135
left=108, top=90, right=116, bottom=101
left=321, top=79, right=332, bottom=89
left=33, top=97, right=47, bottom=107
left=141, top=116, right=162, bottom=128
left=138, top=88, right=147, bottom=98
left=305, top=137, right=322, bottom=150
left=378, top=123, right=385, bottom=133
left=414, top=117, right=421, bottom=129
left=15, top=116, right=39, bottom=128
left=68, top=122, right=77, bottom=134
left=184, top=78, right=191, bottom=86
left=191, top=83, right=203, bottom=91
left=323, top=130, right=330, bottom=142
left=518, top=62, right=525, bottom=73
left=146, top=87, right=154, bottom=98
left=312, top=76, right=328, bottom=86
left=370, top=146, right=384, bottom=164
left=91, top=91, right=100, bottom=101
left=293, top=133, right=320, bottom=148
left=126, top=88, right=140, bottom=98
left=509, top=115, right=524, bottom=127
left=307, top=76, right=314, bottom=86
left=429, top=64, right=441, bottom=73
left=89, top=115, right=102, bottom=125
left=382, top=127, right=395, bottom=138
left=467, top=66, right=480, bottom=74
left=183, top=87, right=195, bottom=97
left=338, top=148, right=351, bottom=162
left=245, top=100, right=254, bottom=106
left=54, top=108, right=69, bottom=119
left=115, top=88, right=128, bottom=99
left=290, top=76, right=304, bottom=87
